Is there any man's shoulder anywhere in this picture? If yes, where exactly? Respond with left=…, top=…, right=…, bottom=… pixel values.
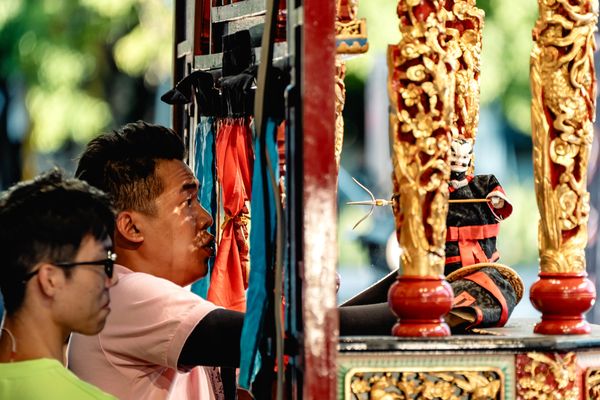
left=108, top=267, right=218, bottom=323
left=114, top=267, right=197, bottom=300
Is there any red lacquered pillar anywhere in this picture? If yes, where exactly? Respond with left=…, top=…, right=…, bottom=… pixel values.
left=529, top=0, right=598, bottom=334
left=386, top=0, right=458, bottom=337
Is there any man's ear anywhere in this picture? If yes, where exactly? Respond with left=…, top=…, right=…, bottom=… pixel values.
left=36, top=263, right=63, bottom=297
left=115, top=211, right=144, bottom=243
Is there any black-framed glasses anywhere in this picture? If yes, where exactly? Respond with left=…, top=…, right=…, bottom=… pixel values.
left=23, top=251, right=117, bottom=283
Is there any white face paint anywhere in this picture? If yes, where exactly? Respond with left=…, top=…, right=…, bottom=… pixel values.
left=449, top=138, right=473, bottom=174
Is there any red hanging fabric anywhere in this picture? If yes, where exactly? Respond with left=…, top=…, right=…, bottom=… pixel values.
left=208, top=117, right=254, bottom=311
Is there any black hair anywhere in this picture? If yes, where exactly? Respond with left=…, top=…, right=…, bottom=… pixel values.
left=75, top=121, right=185, bottom=214
left=0, top=169, right=115, bottom=315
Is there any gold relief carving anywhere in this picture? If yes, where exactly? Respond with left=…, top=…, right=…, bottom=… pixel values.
left=517, top=352, right=580, bottom=399
left=444, top=0, right=484, bottom=141
left=586, top=368, right=600, bottom=400
left=336, top=19, right=365, bottom=37
left=388, top=0, right=456, bottom=276
left=530, top=0, right=598, bottom=273
left=335, top=60, right=347, bottom=168
left=336, top=0, right=369, bottom=54
left=346, top=368, right=502, bottom=399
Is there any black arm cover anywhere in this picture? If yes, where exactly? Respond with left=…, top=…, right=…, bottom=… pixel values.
left=179, top=294, right=397, bottom=369
left=178, top=308, right=244, bottom=368
left=340, top=269, right=399, bottom=306
left=339, top=302, right=397, bottom=335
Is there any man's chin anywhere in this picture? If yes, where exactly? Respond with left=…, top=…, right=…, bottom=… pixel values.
left=193, top=268, right=209, bottom=282
left=180, top=265, right=209, bottom=287
left=79, top=321, right=107, bottom=336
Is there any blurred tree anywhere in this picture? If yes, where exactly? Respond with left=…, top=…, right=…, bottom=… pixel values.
left=0, top=0, right=173, bottom=185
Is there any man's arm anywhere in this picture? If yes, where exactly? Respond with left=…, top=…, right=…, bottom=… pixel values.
left=340, top=268, right=398, bottom=306
left=179, top=308, right=244, bottom=368
left=339, top=303, right=397, bottom=335
left=178, top=299, right=398, bottom=368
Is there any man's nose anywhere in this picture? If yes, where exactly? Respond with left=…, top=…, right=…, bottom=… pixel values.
left=196, top=204, right=213, bottom=229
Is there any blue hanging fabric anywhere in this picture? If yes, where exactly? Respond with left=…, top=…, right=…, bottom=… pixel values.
left=191, top=116, right=217, bottom=298
left=239, top=118, right=279, bottom=388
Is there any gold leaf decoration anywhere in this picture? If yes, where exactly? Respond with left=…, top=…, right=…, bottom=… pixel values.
left=387, top=0, right=457, bottom=276
left=346, top=369, right=503, bottom=399
left=530, top=0, right=598, bottom=273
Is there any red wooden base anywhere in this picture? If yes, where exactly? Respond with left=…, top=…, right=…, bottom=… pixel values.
left=530, top=272, right=596, bottom=335
left=387, top=275, right=453, bottom=337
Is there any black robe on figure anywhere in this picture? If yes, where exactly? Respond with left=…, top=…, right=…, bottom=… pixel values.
left=445, top=173, right=512, bottom=276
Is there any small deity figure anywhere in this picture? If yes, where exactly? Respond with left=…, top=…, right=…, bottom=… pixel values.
left=445, top=137, right=513, bottom=276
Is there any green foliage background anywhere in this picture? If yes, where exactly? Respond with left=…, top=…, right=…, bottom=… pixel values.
left=0, top=0, right=172, bottom=153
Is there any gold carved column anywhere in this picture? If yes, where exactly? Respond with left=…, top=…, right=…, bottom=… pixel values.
left=529, top=0, right=598, bottom=334
left=335, top=60, right=347, bottom=169
left=335, top=0, right=368, bottom=169
left=386, top=0, right=456, bottom=336
left=444, top=0, right=484, bottom=143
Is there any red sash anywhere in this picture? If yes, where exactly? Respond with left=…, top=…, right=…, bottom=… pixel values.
left=445, top=224, right=499, bottom=266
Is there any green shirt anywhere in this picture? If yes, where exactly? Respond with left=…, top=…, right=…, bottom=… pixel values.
left=0, top=358, right=116, bottom=399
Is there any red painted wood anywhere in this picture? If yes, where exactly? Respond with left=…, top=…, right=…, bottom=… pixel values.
left=530, top=272, right=596, bottom=335
left=388, top=275, right=453, bottom=336
left=516, top=353, right=582, bottom=398
left=386, top=0, right=453, bottom=338
left=302, top=0, right=338, bottom=398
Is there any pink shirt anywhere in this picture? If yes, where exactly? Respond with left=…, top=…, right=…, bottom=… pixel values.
left=68, top=265, right=221, bottom=400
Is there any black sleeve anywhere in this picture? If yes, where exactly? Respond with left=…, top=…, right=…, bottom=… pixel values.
left=338, top=302, right=397, bottom=336
left=178, top=308, right=244, bottom=368
left=339, top=268, right=399, bottom=306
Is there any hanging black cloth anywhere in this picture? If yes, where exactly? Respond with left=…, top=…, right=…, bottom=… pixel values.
left=222, top=30, right=254, bottom=78
left=160, top=70, right=221, bottom=117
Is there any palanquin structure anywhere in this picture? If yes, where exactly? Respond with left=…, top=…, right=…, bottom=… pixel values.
left=170, top=0, right=600, bottom=398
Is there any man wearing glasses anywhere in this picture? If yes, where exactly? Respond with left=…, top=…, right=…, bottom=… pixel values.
left=0, top=169, right=117, bottom=399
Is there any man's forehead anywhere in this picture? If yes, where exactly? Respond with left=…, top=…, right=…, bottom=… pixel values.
left=155, top=160, right=197, bottom=193
left=156, top=159, right=193, bottom=178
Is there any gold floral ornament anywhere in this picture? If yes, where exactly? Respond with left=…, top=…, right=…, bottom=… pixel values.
left=388, top=0, right=457, bottom=276
left=517, top=352, right=580, bottom=399
left=334, top=60, right=347, bottom=169
left=530, top=0, right=598, bottom=273
left=443, top=0, right=485, bottom=142
left=346, top=369, right=502, bottom=399
left=335, top=0, right=368, bottom=177
left=336, top=0, right=369, bottom=54
left=585, top=368, right=600, bottom=400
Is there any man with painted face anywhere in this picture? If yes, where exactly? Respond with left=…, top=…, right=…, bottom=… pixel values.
left=445, top=137, right=513, bottom=275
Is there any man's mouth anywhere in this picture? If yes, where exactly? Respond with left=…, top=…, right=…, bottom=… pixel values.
left=197, top=234, right=215, bottom=254
left=202, top=241, right=215, bottom=255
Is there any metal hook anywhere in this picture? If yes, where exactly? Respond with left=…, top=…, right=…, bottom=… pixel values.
left=346, top=177, right=392, bottom=230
